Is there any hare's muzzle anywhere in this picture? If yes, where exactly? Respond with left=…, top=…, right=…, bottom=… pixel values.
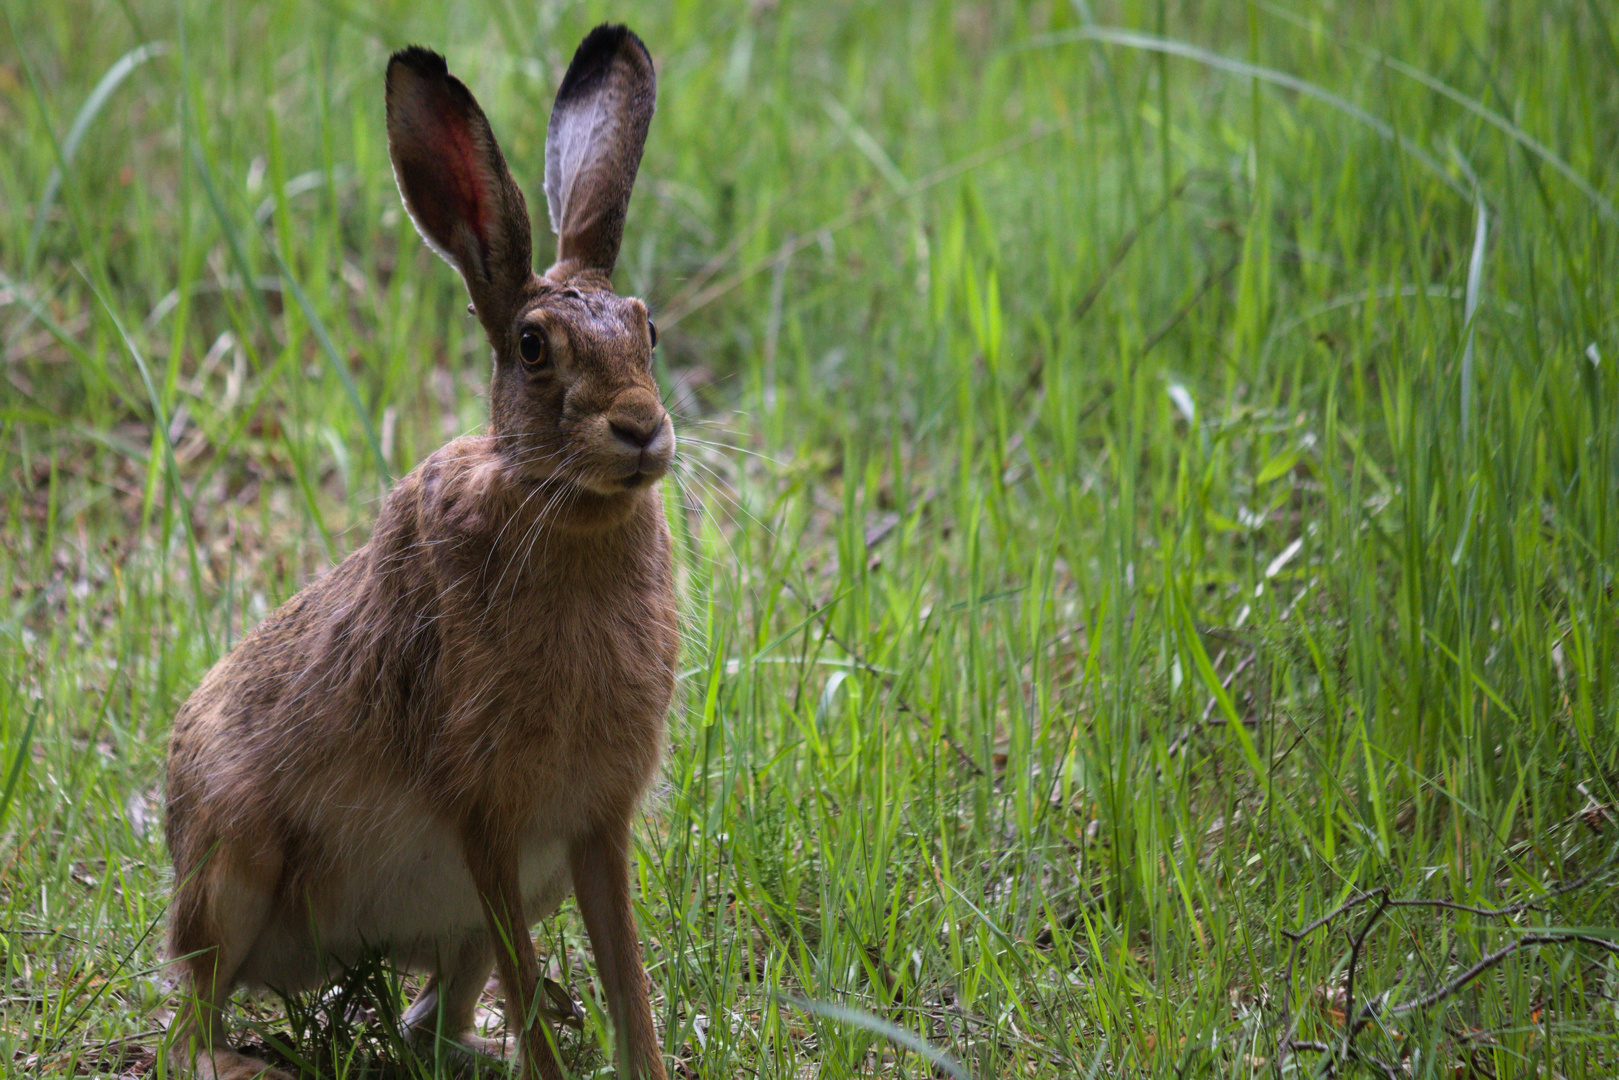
left=605, top=388, right=674, bottom=485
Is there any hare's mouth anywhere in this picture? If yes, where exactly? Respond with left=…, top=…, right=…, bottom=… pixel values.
left=609, top=456, right=668, bottom=489
left=620, top=467, right=662, bottom=489
left=569, top=460, right=667, bottom=495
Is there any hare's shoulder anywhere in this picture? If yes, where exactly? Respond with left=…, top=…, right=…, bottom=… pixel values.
left=384, top=436, right=506, bottom=538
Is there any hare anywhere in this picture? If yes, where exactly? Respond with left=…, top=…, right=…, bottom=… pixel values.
left=165, top=25, right=675, bottom=1080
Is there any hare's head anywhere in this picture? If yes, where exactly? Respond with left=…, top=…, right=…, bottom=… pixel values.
left=386, top=26, right=670, bottom=497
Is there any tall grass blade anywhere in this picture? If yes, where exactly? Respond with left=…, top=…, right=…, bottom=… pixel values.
left=777, top=994, right=975, bottom=1080
left=1020, top=26, right=1467, bottom=199
left=25, top=41, right=171, bottom=269
left=264, top=239, right=392, bottom=483
left=0, top=701, right=39, bottom=831
left=1460, top=194, right=1487, bottom=447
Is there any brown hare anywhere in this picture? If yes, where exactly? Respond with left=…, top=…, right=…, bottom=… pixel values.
left=165, top=25, right=675, bottom=1080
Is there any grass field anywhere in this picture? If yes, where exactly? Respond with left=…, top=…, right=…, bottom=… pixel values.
left=4, top=0, right=1619, bottom=1076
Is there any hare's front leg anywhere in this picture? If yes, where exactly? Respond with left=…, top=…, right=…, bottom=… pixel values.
left=465, top=838, right=567, bottom=1080
left=571, top=826, right=667, bottom=1080
left=402, top=935, right=509, bottom=1062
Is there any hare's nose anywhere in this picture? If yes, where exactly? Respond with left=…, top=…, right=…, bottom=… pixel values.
left=607, top=391, right=666, bottom=449
left=610, top=415, right=659, bottom=448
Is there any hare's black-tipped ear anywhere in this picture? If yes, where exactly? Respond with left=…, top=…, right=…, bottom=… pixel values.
left=544, top=24, right=655, bottom=276
left=386, top=47, right=532, bottom=323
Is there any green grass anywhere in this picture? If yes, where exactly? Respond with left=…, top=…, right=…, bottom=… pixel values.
left=4, top=0, right=1619, bottom=1077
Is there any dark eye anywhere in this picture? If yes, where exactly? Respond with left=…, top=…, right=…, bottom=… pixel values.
left=648, top=317, right=658, bottom=349
left=518, top=330, right=547, bottom=368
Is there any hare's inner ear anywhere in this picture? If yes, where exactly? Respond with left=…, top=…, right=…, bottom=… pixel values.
left=386, top=47, right=533, bottom=320
left=543, top=25, right=655, bottom=277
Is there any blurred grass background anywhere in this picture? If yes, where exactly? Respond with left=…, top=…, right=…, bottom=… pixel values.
left=3, top=0, right=1618, bottom=1076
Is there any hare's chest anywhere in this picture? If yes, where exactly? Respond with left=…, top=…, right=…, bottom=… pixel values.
left=492, top=584, right=669, bottom=696
left=452, top=574, right=673, bottom=803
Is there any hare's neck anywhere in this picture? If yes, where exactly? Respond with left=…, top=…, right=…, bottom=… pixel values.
left=500, top=483, right=664, bottom=562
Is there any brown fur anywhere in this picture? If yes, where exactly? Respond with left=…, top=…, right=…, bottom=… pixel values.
left=166, top=27, right=674, bottom=1080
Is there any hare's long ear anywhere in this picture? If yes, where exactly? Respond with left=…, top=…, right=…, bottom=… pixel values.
left=386, top=47, right=533, bottom=328
left=543, top=25, right=655, bottom=277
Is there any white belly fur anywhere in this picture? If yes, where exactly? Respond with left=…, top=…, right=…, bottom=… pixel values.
left=235, top=813, right=570, bottom=991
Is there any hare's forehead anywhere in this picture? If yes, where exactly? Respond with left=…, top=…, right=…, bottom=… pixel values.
left=523, top=286, right=643, bottom=335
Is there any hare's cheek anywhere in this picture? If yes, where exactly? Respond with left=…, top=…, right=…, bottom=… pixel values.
left=516, top=375, right=568, bottom=425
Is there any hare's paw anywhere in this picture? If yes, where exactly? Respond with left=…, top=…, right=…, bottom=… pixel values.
left=406, top=1023, right=511, bottom=1069
left=192, top=1049, right=295, bottom=1080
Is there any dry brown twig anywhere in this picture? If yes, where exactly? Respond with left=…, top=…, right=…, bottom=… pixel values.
left=1273, top=869, right=1616, bottom=1077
